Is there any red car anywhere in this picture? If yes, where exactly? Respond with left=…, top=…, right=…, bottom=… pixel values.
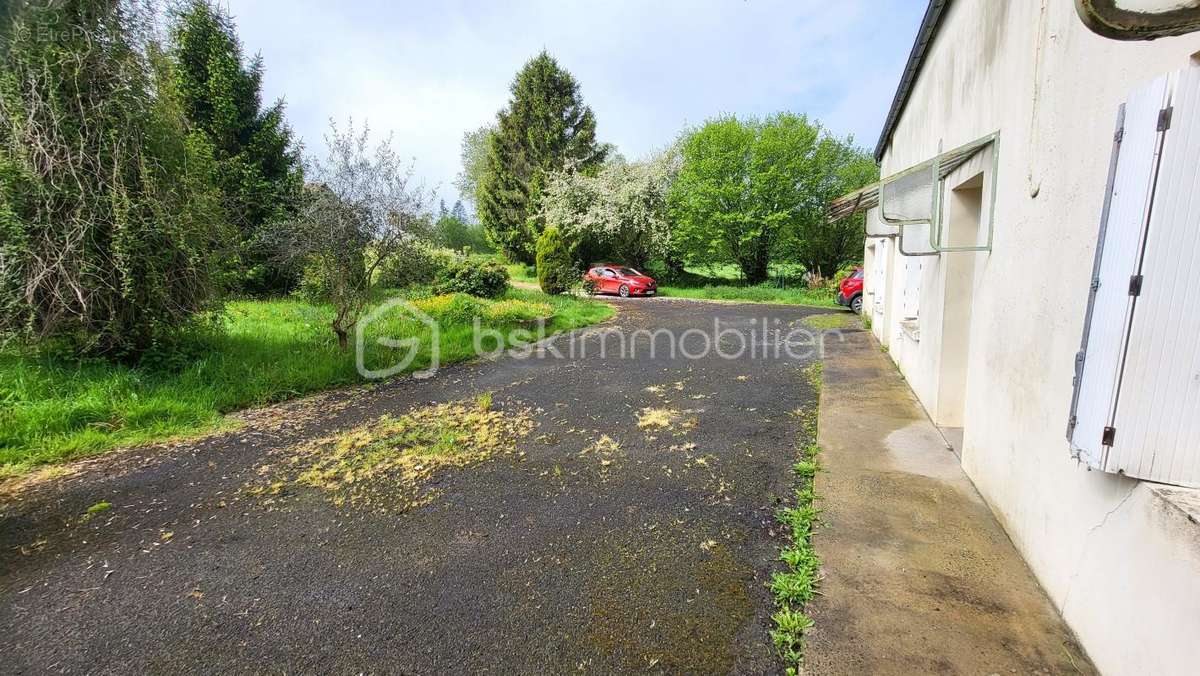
left=835, top=267, right=865, bottom=313
left=585, top=265, right=657, bottom=297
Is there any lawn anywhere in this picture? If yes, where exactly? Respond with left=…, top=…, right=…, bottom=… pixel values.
left=506, top=263, right=537, bottom=284
left=656, top=284, right=837, bottom=307
left=656, top=265, right=839, bottom=307
left=0, top=288, right=612, bottom=475
left=509, top=259, right=839, bottom=307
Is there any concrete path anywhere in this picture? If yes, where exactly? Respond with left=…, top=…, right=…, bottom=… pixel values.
left=805, top=329, right=1096, bottom=674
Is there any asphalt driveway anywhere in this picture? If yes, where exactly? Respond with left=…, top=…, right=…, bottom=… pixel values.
left=1, top=299, right=827, bottom=674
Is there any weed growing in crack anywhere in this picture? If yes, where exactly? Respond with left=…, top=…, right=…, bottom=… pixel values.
left=771, top=369, right=824, bottom=673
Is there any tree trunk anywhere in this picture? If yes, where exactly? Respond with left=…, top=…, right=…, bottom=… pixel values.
left=334, top=325, right=349, bottom=351
left=740, top=245, right=771, bottom=285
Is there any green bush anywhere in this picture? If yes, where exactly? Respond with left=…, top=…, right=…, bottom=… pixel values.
left=413, top=293, right=487, bottom=324
left=434, top=257, right=509, bottom=298
left=0, top=1, right=229, bottom=359
left=377, top=243, right=458, bottom=289
left=536, top=227, right=576, bottom=295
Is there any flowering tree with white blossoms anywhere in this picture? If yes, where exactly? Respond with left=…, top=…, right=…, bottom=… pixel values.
left=540, top=150, right=679, bottom=269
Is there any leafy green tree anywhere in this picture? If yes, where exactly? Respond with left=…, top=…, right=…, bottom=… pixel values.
left=784, top=139, right=878, bottom=277
left=0, top=0, right=228, bottom=359
left=669, top=117, right=762, bottom=280
left=670, top=113, right=875, bottom=282
left=455, top=124, right=494, bottom=209
left=541, top=150, right=678, bottom=270
left=478, top=51, right=606, bottom=263
left=433, top=200, right=491, bottom=253
left=170, top=0, right=303, bottom=295
left=536, top=227, right=575, bottom=295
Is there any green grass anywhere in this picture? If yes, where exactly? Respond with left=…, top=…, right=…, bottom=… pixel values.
left=657, top=284, right=836, bottom=307
left=505, top=263, right=537, bottom=283
left=801, top=313, right=856, bottom=330
left=682, top=262, right=806, bottom=282
left=0, top=288, right=612, bottom=476
left=504, top=258, right=836, bottom=307
left=86, top=500, right=112, bottom=515
left=654, top=264, right=838, bottom=308
left=771, top=362, right=824, bottom=673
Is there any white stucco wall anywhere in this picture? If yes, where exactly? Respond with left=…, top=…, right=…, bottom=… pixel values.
left=863, top=1, right=1200, bottom=674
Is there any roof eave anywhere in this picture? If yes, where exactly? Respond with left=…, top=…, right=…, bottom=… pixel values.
left=873, top=0, right=953, bottom=162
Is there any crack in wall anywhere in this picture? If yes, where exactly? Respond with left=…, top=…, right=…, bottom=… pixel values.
left=1058, top=482, right=1139, bottom=615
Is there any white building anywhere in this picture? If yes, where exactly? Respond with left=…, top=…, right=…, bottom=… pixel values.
left=831, top=2, right=1200, bottom=674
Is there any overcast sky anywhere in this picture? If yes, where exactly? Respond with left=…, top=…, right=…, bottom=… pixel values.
left=223, top=0, right=926, bottom=207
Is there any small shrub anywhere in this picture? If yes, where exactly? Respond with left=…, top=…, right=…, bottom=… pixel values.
left=536, top=226, right=576, bottom=295
left=377, top=244, right=458, bottom=289
left=435, top=257, right=509, bottom=298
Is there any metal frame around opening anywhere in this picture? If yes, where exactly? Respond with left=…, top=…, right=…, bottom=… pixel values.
left=931, top=133, right=999, bottom=253
left=877, top=132, right=1000, bottom=256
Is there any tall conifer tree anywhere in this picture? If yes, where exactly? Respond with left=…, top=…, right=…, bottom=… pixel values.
left=171, top=0, right=303, bottom=294
left=477, top=51, right=605, bottom=263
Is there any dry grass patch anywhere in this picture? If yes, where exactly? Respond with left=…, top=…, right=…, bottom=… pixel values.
left=583, top=434, right=622, bottom=456
left=636, top=408, right=678, bottom=430
left=247, top=394, right=533, bottom=511
left=581, top=434, right=624, bottom=473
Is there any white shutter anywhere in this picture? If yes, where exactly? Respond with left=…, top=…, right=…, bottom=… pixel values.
left=872, top=237, right=888, bottom=318
left=1108, top=66, right=1200, bottom=487
left=1069, top=76, right=1169, bottom=467
left=902, top=258, right=922, bottom=320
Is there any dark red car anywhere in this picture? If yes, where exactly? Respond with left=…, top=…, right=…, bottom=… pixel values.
left=835, top=267, right=865, bottom=313
left=585, top=265, right=657, bottom=297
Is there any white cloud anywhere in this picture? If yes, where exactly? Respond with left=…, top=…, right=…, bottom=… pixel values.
left=223, top=0, right=924, bottom=205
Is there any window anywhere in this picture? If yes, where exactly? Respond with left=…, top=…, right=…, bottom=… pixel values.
left=1068, top=65, right=1200, bottom=488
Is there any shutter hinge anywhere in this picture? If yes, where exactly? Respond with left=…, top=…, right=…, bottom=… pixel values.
left=1157, top=107, right=1173, bottom=131
left=1114, top=127, right=1124, bottom=143
left=1090, top=277, right=1101, bottom=292
left=1102, top=426, right=1116, bottom=446
left=1128, top=274, right=1143, bottom=297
